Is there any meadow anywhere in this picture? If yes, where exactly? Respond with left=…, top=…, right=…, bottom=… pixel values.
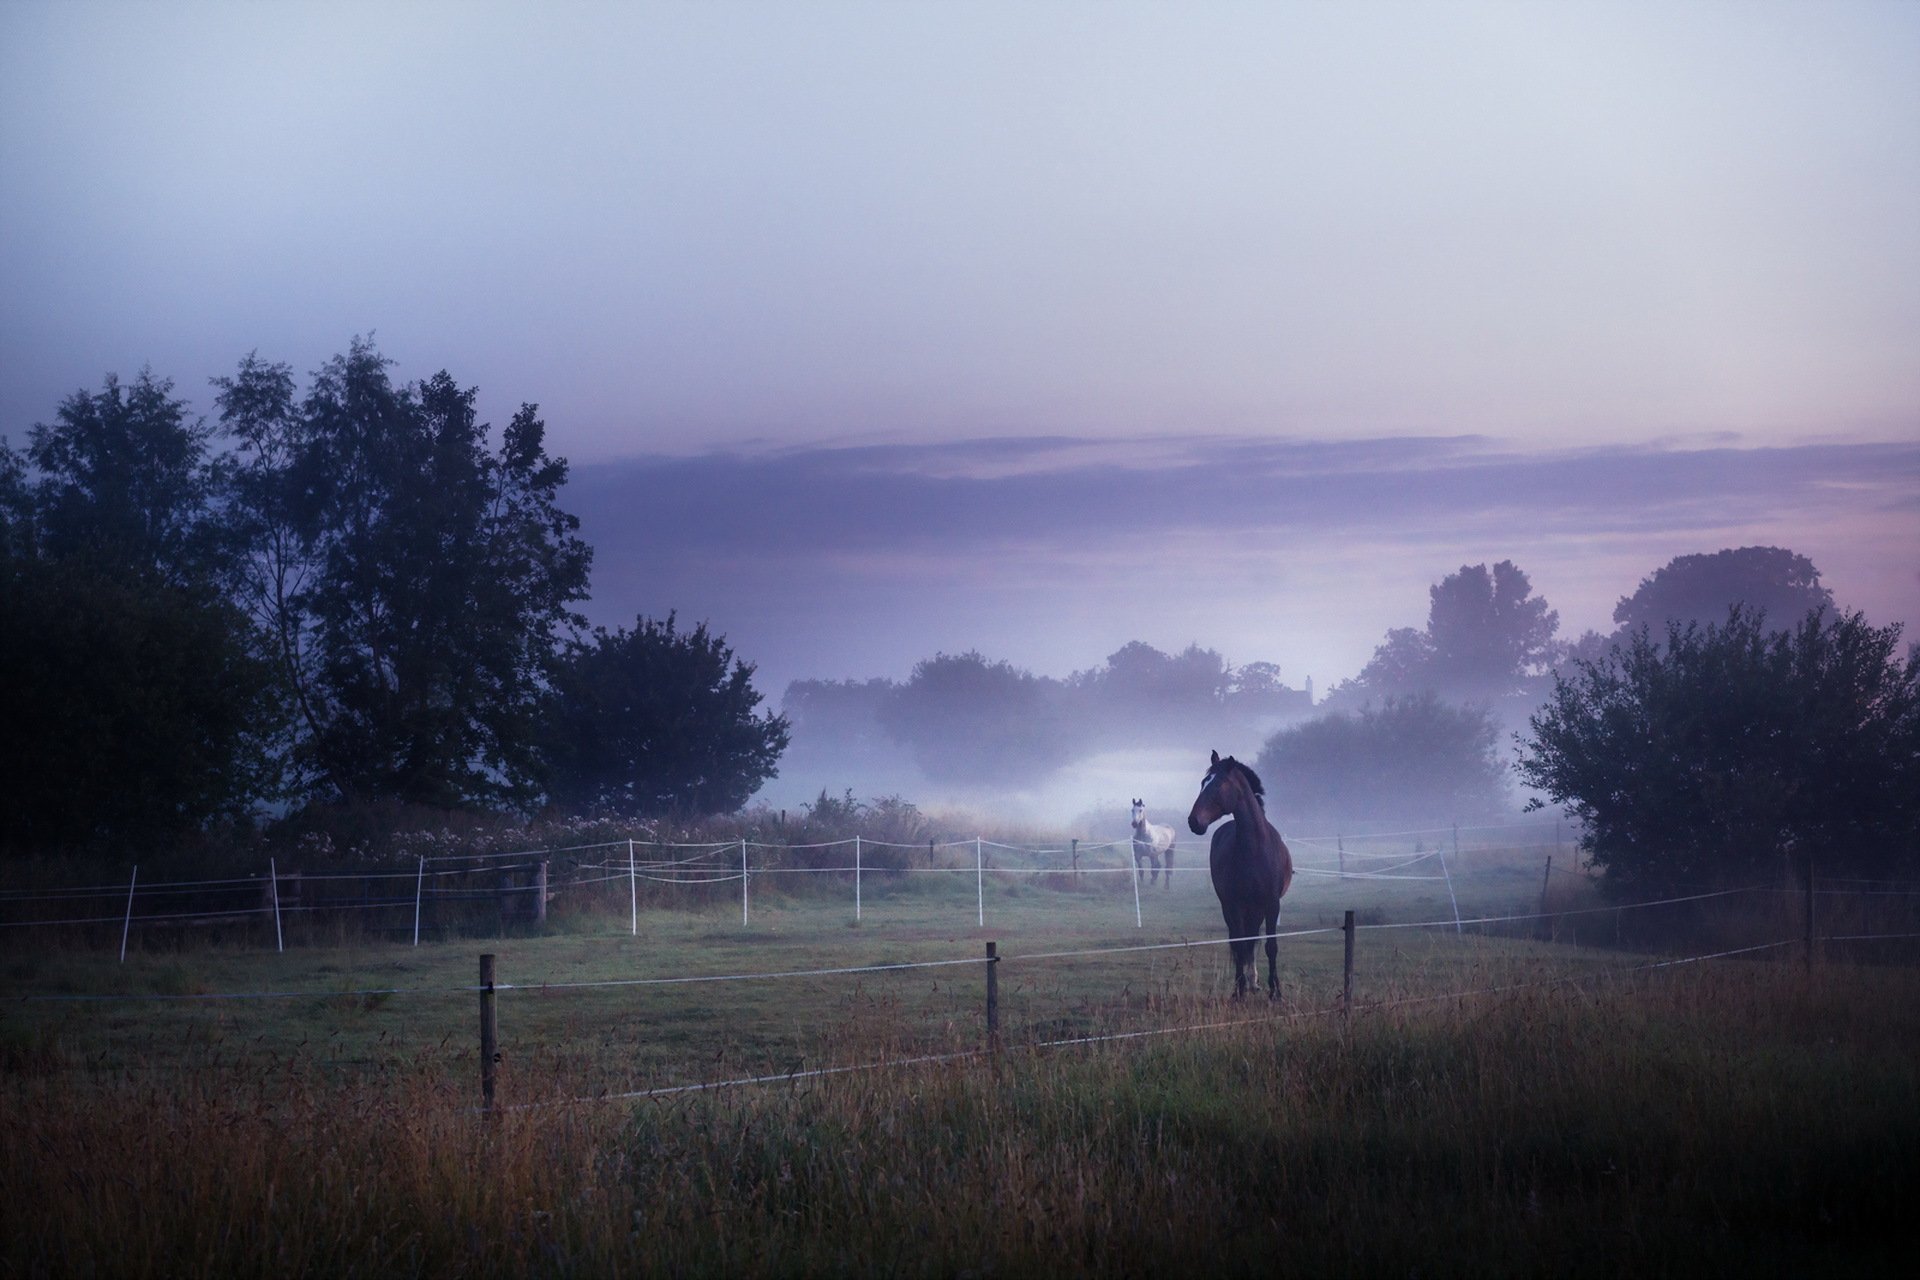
left=3, top=836, right=1916, bottom=1277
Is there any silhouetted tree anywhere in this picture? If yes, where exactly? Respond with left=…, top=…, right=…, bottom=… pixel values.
left=879, top=651, right=1071, bottom=784
left=215, top=339, right=592, bottom=808
left=539, top=614, right=789, bottom=816
left=24, top=370, right=227, bottom=585
left=0, top=558, right=282, bottom=851
left=1256, top=693, right=1507, bottom=826
left=1518, top=608, right=1920, bottom=894
left=1, top=374, right=282, bottom=849
left=1342, top=561, right=1558, bottom=704
left=1612, top=546, right=1833, bottom=634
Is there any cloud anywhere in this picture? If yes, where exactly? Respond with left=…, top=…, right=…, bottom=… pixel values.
left=572, top=434, right=1920, bottom=557
left=567, top=433, right=1920, bottom=698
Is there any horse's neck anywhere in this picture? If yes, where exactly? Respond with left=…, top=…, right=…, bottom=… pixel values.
left=1224, top=784, right=1264, bottom=832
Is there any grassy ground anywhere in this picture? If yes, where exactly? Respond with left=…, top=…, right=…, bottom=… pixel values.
left=6, top=843, right=1913, bottom=1276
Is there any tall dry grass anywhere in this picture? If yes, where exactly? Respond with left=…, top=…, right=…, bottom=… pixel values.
left=5, top=957, right=1917, bottom=1277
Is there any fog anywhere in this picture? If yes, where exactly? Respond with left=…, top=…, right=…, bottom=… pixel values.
left=4, top=3, right=1917, bottom=831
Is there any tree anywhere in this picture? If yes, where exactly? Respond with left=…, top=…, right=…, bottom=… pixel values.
left=215, top=340, right=593, bottom=808
left=878, top=651, right=1071, bottom=785
left=539, top=614, right=789, bottom=816
left=1, top=371, right=284, bottom=849
left=1094, top=641, right=1230, bottom=707
left=1612, top=546, right=1833, bottom=634
left=1425, top=560, right=1559, bottom=695
left=1344, top=560, right=1558, bottom=702
left=0, top=542, right=282, bottom=851
left=24, top=369, right=226, bottom=586
left=1517, top=608, right=1920, bottom=894
left=1255, top=693, right=1508, bottom=826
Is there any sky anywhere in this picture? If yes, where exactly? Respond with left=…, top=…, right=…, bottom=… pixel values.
left=4, top=1, right=1918, bottom=760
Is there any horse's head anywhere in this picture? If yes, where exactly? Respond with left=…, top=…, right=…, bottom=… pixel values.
left=1188, top=750, right=1265, bottom=833
left=1130, top=798, right=1146, bottom=830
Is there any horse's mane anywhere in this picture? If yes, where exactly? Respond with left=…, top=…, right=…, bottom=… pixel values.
left=1211, top=755, right=1266, bottom=802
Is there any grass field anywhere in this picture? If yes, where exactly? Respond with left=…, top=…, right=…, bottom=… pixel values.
left=4, top=842, right=1916, bottom=1276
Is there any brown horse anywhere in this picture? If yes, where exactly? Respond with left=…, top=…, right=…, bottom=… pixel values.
left=1187, top=750, right=1294, bottom=999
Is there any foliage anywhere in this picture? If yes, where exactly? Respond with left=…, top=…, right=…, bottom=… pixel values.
left=21, top=369, right=227, bottom=586
left=1255, top=692, right=1509, bottom=825
left=1341, top=560, right=1558, bottom=704
left=215, top=340, right=593, bottom=808
left=1085, top=640, right=1230, bottom=709
left=877, top=650, right=1073, bottom=785
left=0, top=557, right=282, bottom=850
left=539, top=613, right=789, bottom=817
left=1517, top=607, right=1920, bottom=894
left=1613, top=545, right=1832, bottom=633
left=0, top=372, right=284, bottom=850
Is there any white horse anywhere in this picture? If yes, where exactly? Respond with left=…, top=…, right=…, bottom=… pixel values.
left=1130, top=798, right=1177, bottom=888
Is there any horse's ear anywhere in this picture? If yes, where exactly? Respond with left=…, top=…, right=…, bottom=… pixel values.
left=1210, top=749, right=1221, bottom=765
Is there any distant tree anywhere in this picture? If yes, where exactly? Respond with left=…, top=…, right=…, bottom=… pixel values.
left=878, top=651, right=1071, bottom=784
left=1612, top=546, right=1833, bottom=634
left=1255, top=693, right=1508, bottom=827
left=1094, top=641, right=1230, bottom=707
left=539, top=614, right=789, bottom=816
left=1425, top=560, right=1559, bottom=694
left=1517, top=608, right=1920, bottom=894
left=214, top=340, right=593, bottom=808
left=781, top=677, right=898, bottom=746
left=1348, top=627, right=1434, bottom=697
left=1344, top=561, right=1558, bottom=702
left=1230, top=661, right=1288, bottom=697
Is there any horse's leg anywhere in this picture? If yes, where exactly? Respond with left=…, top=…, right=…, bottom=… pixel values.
left=1150, top=852, right=1161, bottom=886
left=1229, top=907, right=1256, bottom=998
left=1264, top=911, right=1280, bottom=1001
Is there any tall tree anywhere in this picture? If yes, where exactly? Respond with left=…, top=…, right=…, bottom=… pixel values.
left=1613, top=546, right=1833, bottom=633
left=3, top=371, right=282, bottom=849
left=1343, top=560, right=1558, bottom=702
left=1518, top=608, right=1920, bottom=894
left=25, top=369, right=225, bottom=585
left=540, top=614, right=789, bottom=816
left=217, top=339, right=592, bottom=808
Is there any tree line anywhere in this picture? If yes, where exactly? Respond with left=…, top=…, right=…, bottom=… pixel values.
left=786, top=548, right=1918, bottom=893
left=0, top=344, right=789, bottom=854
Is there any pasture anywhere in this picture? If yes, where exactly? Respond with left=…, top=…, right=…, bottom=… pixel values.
left=3, top=835, right=1918, bottom=1276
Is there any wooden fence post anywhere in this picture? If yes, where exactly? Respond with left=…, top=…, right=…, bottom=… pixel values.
left=480, top=953, right=498, bottom=1114
left=533, top=860, right=549, bottom=925
left=985, top=941, right=999, bottom=1048
left=1342, top=909, right=1355, bottom=1026
left=1071, top=838, right=1079, bottom=882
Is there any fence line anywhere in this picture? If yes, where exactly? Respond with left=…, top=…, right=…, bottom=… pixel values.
left=5, top=878, right=1866, bottom=1006
left=533, top=930, right=1783, bottom=1110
